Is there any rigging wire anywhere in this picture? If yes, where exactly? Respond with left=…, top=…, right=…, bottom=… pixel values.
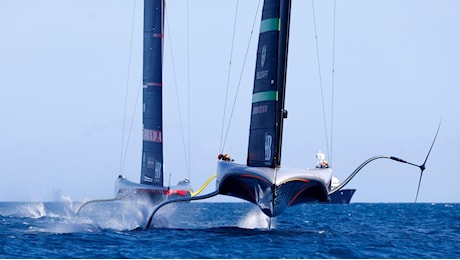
left=186, top=0, right=191, bottom=178
left=220, top=0, right=262, bottom=153
left=119, top=0, right=138, bottom=174
left=118, top=1, right=192, bottom=179
left=219, top=0, right=240, bottom=153
left=330, top=0, right=337, bottom=165
left=311, top=0, right=330, bottom=160
left=164, top=3, right=190, bottom=178
left=121, top=80, right=142, bottom=173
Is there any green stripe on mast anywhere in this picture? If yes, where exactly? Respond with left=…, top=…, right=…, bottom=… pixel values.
left=260, top=18, right=280, bottom=33
left=252, top=91, right=278, bottom=103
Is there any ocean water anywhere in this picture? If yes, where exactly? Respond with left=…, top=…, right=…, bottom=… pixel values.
left=0, top=200, right=459, bottom=258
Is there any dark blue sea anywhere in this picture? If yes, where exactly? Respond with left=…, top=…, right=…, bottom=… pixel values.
left=0, top=200, right=459, bottom=258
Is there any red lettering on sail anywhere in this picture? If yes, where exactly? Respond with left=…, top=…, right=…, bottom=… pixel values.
left=143, top=129, right=162, bottom=143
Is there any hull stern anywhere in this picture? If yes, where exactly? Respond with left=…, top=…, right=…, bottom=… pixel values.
left=115, top=176, right=191, bottom=204
left=329, top=189, right=356, bottom=204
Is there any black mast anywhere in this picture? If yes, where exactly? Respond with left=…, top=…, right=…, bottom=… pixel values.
left=140, top=0, right=164, bottom=186
left=247, top=0, right=292, bottom=167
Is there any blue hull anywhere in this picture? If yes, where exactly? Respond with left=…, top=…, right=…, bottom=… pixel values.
left=329, top=189, right=356, bottom=204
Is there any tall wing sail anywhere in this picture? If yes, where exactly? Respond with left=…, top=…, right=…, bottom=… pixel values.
left=140, top=0, right=164, bottom=186
left=247, top=0, right=291, bottom=167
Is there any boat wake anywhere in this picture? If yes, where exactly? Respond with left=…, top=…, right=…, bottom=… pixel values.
left=0, top=196, right=166, bottom=233
left=75, top=198, right=149, bottom=231
left=237, top=207, right=274, bottom=230
left=1, top=198, right=290, bottom=233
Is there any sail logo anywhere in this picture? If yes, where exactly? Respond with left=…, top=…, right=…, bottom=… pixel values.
left=143, top=175, right=153, bottom=183
left=261, top=45, right=267, bottom=67
left=143, top=129, right=162, bottom=143
left=253, top=104, right=268, bottom=115
left=154, top=161, right=162, bottom=179
left=146, top=156, right=156, bottom=169
left=264, top=133, right=272, bottom=161
left=256, top=70, right=269, bottom=80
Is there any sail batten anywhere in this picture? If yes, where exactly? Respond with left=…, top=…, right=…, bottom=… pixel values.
left=144, top=82, right=163, bottom=87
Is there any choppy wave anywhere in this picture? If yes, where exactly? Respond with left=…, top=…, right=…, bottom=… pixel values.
left=1, top=201, right=459, bottom=258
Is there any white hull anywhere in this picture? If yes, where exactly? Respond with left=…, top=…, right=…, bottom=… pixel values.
left=115, top=176, right=192, bottom=204
left=216, top=160, right=332, bottom=217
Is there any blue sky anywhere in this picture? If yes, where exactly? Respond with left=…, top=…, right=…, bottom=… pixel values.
left=0, top=0, right=458, bottom=203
